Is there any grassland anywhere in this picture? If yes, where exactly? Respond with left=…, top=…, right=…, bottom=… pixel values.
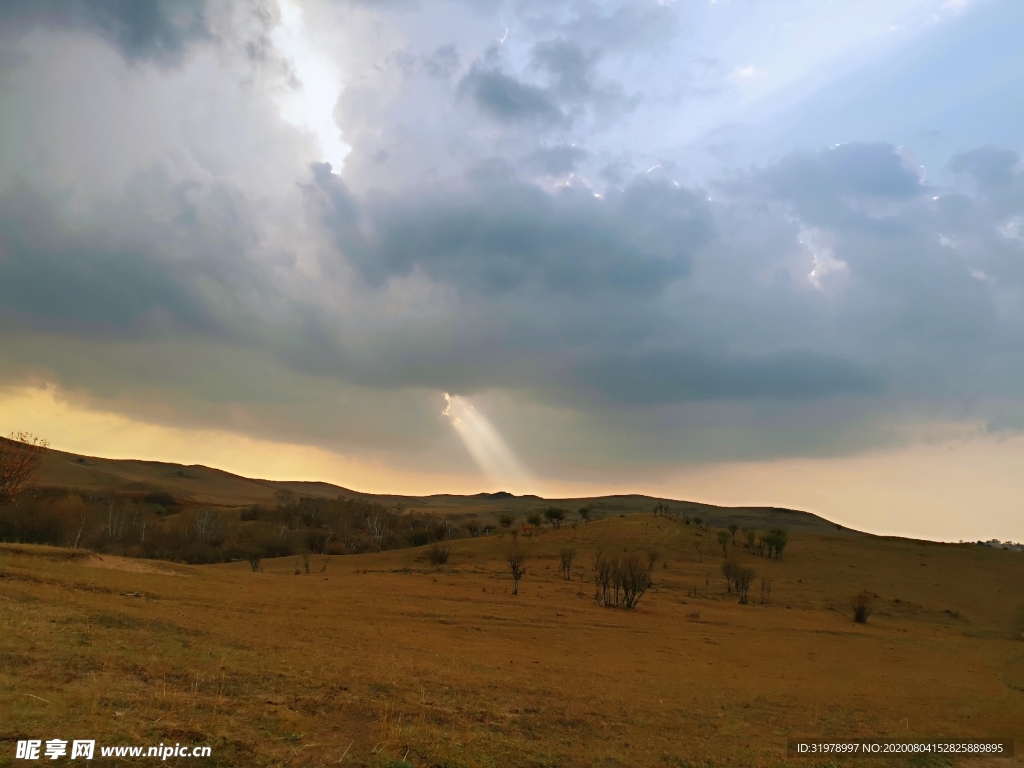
left=2, top=514, right=1023, bottom=767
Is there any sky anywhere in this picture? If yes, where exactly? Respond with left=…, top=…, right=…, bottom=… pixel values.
left=1, top=0, right=1023, bottom=542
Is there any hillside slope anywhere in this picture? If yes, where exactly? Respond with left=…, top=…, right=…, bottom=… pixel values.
left=32, top=444, right=846, bottom=533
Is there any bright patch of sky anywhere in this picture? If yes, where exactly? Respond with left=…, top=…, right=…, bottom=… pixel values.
left=270, top=0, right=350, bottom=171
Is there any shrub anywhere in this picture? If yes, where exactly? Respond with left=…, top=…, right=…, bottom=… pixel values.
left=526, top=512, right=542, bottom=527
left=499, top=514, right=515, bottom=529
left=852, top=593, right=874, bottom=623
left=143, top=491, right=176, bottom=507
left=577, top=506, right=591, bottom=524
left=407, top=529, right=431, bottom=547
left=246, top=548, right=263, bottom=572
left=429, top=543, right=451, bottom=566
left=240, top=506, right=262, bottom=521
left=647, top=549, right=659, bottom=569
left=305, top=530, right=328, bottom=554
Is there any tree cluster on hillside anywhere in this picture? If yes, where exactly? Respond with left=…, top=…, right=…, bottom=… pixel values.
left=721, top=561, right=757, bottom=604
left=593, top=553, right=652, bottom=609
left=751, top=528, right=788, bottom=558
left=0, top=477, right=486, bottom=565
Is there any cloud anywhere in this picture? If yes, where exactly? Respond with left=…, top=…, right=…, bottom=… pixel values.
left=543, top=1, right=680, bottom=54
left=422, top=43, right=460, bottom=80
left=949, top=146, right=1020, bottom=186
left=309, top=160, right=712, bottom=298
left=0, top=0, right=211, bottom=64
left=459, top=62, right=567, bottom=126
left=578, top=348, right=882, bottom=405
left=762, top=142, right=926, bottom=203
left=2, top=0, right=1024, bottom=479
left=522, top=145, right=589, bottom=176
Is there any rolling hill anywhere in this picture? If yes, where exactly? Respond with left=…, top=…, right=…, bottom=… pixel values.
left=33, top=444, right=847, bottom=534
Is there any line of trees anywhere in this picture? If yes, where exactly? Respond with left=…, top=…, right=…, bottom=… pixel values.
left=0, top=479, right=492, bottom=565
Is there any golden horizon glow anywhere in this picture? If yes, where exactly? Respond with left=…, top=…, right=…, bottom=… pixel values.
left=3, top=384, right=1023, bottom=543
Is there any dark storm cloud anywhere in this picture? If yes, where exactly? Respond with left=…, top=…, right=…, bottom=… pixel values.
left=459, top=62, right=567, bottom=126
left=4, top=138, right=1020, bottom=422
left=579, top=348, right=882, bottom=404
left=0, top=161, right=318, bottom=354
left=0, top=183, right=224, bottom=336
left=0, top=0, right=210, bottom=63
left=309, top=161, right=712, bottom=297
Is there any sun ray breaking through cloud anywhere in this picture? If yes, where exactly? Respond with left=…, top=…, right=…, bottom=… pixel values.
left=443, top=393, right=534, bottom=491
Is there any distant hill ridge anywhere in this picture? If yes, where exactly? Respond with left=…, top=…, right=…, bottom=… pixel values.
left=31, top=444, right=849, bottom=534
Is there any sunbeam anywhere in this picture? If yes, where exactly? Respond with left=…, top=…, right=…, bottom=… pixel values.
left=443, top=393, right=533, bottom=490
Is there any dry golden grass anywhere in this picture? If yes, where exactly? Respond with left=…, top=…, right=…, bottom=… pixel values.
left=2, top=515, right=1023, bottom=767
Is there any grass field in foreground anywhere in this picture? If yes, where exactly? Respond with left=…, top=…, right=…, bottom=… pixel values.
left=2, top=514, right=1023, bottom=767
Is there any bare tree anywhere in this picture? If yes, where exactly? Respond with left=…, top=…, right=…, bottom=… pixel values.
left=366, top=512, right=387, bottom=549
left=594, top=554, right=652, bottom=609
left=0, top=432, right=49, bottom=505
left=760, top=578, right=773, bottom=604
left=716, top=530, right=731, bottom=556
left=506, top=551, right=526, bottom=595
left=734, top=567, right=756, bottom=604
left=559, top=547, right=576, bottom=580
left=192, top=506, right=225, bottom=543
left=721, top=560, right=739, bottom=593
left=727, top=524, right=738, bottom=544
